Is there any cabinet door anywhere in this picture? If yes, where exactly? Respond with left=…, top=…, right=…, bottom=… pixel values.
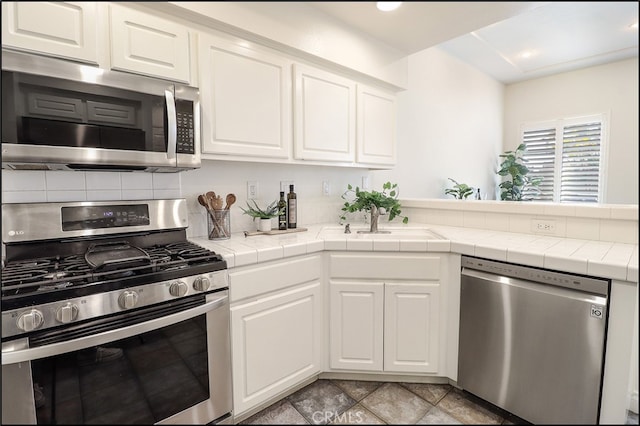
left=1, top=2, right=98, bottom=64
left=357, top=85, right=397, bottom=166
left=199, top=34, right=292, bottom=158
left=329, top=281, right=384, bottom=371
left=231, top=282, right=322, bottom=416
left=109, top=4, right=191, bottom=83
left=384, top=282, right=440, bottom=373
left=293, top=64, right=356, bottom=162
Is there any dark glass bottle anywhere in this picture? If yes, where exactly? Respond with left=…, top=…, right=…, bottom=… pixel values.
left=287, top=184, right=297, bottom=229
left=278, top=191, right=287, bottom=230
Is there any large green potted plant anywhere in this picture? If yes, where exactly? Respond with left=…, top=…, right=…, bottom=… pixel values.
left=497, top=143, right=542, bottom=201
left=340, top=181, right=408, bottom=233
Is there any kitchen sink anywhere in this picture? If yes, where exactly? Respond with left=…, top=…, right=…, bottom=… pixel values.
left=318, top=226, right=445, bottom=240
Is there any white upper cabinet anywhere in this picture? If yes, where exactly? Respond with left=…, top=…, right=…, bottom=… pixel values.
left=1, top=1, right=99, bottom=64
left=199, top=34, right=292, bottom=158
left=293, top=63, right=356, bottom=163
left=109, top=3, right=191, bottom=83
left=357, top=84, right=397, bottom=166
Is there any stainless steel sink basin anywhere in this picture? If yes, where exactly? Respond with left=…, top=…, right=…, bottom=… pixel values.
left=319, top=226, right=445, bottom=240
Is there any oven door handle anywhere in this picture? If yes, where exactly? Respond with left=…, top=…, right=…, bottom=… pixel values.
left=1, top=292, right=228, bottom=365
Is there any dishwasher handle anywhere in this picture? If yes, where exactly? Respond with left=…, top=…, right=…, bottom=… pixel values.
left=461, top=267, right=608, bottom=306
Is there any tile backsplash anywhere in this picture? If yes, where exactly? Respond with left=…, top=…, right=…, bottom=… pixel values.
left=1, top=170, right=182, bottom=203
left=2, top=167, right=638, bottom=245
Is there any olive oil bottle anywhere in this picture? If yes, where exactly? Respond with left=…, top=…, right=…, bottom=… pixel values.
left=277, top=191, right=287, bottom=230
left=287, top=184, right=297, bottom=229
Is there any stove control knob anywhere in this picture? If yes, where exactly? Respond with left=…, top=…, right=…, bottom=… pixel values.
left=17, top=309, right=44, bottom=332
left=193, top=277, right=211, bottom=292
left=170, top=281, right=188, bottom=297
left=118, top=290, right=139, bottom=310
left=55, top=303, right=79, bottom=324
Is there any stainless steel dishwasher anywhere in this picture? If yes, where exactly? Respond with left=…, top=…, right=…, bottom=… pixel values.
left=458, top=256, right=609, bottom=425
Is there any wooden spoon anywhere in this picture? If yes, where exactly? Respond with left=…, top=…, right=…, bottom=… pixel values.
left=204, top=191, right=216, bottom=211
left=225, top=193, right=236, bottom=210
left=213, top=195, right=224, bottom=210
left=197, top=194, right=210, bottom=212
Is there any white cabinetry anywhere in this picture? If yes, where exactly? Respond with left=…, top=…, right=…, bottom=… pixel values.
left=108, top=3, right=192, bottom=83
left=229, top=255, right=322, bottom=417
left=1, top=1, right=99, bottom=64
left=199, top=34, right=292, bottom=158
left=293, top=64, right=356, bottom=162
left=2, top=2, right=193, bottom=84
left=357, top=85, right=397, bottom=166
left=329, top=253, right=449, bottom=375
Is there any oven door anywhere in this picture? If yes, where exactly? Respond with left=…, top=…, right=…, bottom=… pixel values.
left=1, top=291, right=231, bottom=425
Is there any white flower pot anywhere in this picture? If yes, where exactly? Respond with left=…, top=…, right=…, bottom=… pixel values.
left=258, top=218, right=272, bottom=232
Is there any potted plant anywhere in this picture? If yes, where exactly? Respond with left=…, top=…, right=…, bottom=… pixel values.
left=444, top=178, right=474, bottom=199
left=497, top=143, right=542, bottom=201
left=240, top=199, right=283, bottom=232
left=340, top=181, right=408, bottom=233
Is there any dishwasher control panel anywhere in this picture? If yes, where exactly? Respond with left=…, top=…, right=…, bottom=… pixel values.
left=461, top=256, right=609, bottom=297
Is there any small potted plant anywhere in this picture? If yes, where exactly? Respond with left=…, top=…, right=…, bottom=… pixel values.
left=240, top=199, right=283, bottom=232
left=444, top=178, right=474, bottom=199
left=340, top=181, right=408, bottom=233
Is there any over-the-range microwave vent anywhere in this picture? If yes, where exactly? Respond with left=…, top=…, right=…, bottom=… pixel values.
left=2, top=162, right=66, bottom=171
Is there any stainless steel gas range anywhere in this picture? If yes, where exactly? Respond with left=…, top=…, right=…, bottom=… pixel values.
left=1, top=199, right=232, bottom=424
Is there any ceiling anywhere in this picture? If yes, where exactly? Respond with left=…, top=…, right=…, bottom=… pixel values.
left=307, top=2, right=639, bottom=84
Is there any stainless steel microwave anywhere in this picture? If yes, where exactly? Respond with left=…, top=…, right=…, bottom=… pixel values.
left=1, top=51, right=201, bottom=172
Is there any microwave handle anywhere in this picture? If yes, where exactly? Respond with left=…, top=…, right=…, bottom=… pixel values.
left=165, top=89, right=177, bottom=160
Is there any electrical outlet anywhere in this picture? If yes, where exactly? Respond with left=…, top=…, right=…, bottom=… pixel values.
left=280, top=180, right=294, bottom=193
left=247, top=181, right=258, bottom=200
left=531, top=219, right=556, bottom=234
left=361, top=176, right=369, bottom=189
left=322, top=180, right=330, bottom=196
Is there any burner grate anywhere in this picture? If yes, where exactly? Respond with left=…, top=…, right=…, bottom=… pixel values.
left=1, top=241, right=222, bottom=299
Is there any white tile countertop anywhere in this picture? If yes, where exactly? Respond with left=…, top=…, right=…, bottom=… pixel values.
left=190, top=223, right=639, bottom=283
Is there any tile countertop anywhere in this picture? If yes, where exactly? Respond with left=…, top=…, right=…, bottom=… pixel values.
left=190, top=223, right=639, bottom=283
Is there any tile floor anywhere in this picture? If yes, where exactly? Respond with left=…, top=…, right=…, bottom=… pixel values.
left=240, top=379, right=640, bottom=425
left=240, top=379, right=527, bottom=425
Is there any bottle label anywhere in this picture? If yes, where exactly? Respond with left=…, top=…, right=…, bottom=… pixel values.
left=288, top=199, right=297, bottom=225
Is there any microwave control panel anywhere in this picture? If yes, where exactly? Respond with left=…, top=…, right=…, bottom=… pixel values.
left=176, top=99, right=195, bottom=154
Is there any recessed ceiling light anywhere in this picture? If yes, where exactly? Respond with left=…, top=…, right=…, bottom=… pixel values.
left=629, top=21, right=638, bottom=30
left=518, top=50, right=537, bottom=59
left=376, top=2, right=402, bottom=12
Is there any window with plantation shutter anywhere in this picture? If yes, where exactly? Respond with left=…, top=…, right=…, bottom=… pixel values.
left=520, top=114, right=606, bottom=203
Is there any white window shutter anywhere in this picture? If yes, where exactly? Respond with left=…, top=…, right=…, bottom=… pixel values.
left=522, top=128, right=556, bottom=201
left=560, top=121, right=602, bottom=203
left=520, top=115, right=604, bottom=204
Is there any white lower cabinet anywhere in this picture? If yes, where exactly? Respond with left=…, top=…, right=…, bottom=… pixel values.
left=229, top=255, right=322, bottom=417
left=328, top=252, right=451, bottom=376
left=384, top=282, right=440, bottom=373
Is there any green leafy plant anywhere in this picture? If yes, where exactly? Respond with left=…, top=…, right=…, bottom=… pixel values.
left=444, top=178, right=474, bottom=199
left=339, top=181, right=408, bottom=225
left=497, top=143, right=542, bottom=201
left=240, top=199, right=283, bottom=220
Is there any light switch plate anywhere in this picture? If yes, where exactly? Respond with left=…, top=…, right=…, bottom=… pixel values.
left=247, top=181, right=258, bottom=200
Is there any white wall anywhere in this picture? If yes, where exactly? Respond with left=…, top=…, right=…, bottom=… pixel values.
left=372, top=47, right=505, bottom=200
left=504, top=58, right=639, bottom=205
